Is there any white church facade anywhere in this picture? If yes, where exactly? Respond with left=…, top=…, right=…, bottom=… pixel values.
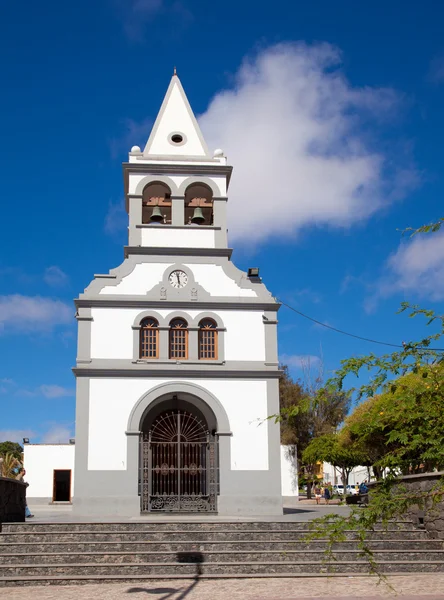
left=64, top=74, right=282, bottom=516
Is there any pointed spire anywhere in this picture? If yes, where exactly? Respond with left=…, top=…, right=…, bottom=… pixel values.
left=143, top=74, right=210, bottom=158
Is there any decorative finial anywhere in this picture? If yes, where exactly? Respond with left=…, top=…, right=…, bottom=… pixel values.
left=173, top=66, right=177, bottom=76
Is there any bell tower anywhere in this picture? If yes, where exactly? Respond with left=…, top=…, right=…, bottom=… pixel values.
left=73, top=73, right=282, bottom=517
left=124, top=73, right=230, bottom=253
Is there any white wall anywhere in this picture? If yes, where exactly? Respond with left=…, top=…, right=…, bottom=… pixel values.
left=87, top=378, right=270, bottom=472
left=24, top=445, right=75, bottom=499
left=99, top=262, right=257, bottom=298
left=141, top=228, right=215, bottom=248
left=100, top=263, right=172, bottom=295
left=280, top=445, right=298, bottom=496
left=322, top=462, right=370, bottom=485
left=90, top=308, right=266, bottom=362
left=184, top=264, right=257, bottom=297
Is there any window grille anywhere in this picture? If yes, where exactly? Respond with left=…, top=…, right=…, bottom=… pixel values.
left=140, top=317, right=159, bottom=359
left=169, top=318, right=188, bottom=359
left=198, top=319, right=218, bottom=360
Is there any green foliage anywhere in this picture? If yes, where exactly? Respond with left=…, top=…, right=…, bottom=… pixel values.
left=403, top=217, right=444, bottom=236
left=305, top=217, right=444, bottom=581
left=0, top=441, right=23, bottom=461
left=331, top=303, right=443, bottom=399
left=302, top=433, right=367, bottom=492
left=0, top=452, right=21, bottom=478
left=341, top=365, right=444, bottom=474
left=278, top=364, right=350, bottom=495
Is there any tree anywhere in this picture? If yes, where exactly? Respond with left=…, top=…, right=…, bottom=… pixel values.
left=340, top=365, right=444, bottom=475
left=279, top=364, right=351, bottom=497
left=0, top=441, right=23, bottom=462
left=307, top=217, right=444, bottom=579
left=0, top=452, right=21, bottom=478
left=302, top=433, right=366, bottom=496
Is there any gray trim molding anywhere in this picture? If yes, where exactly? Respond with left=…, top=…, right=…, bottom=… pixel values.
left=73, top=366, right=282, bottom=378
left=124, top=247, right=233, bottom=258
left=76, top=299, right=280, bottom=310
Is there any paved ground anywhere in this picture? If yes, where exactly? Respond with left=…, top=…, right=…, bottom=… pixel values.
left=4, top=576, right=444, bottom=600
left=26, top=502, right=351, bottom=523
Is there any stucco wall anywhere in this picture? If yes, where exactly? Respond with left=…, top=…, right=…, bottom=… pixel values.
left=23, top=445, right=75, bottom=499
left=141, top=228, right=216, bottom=248
left=99, top=262, right=257, bottom=298
left=280, top=445, right=298, bottom=497
left=87, top=378, right=269, bottom=472
left=90, top=308, right=266, bottom=361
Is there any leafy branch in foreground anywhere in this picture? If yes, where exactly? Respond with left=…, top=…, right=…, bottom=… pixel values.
left=330, top=302, right=444, bottom=399
left=305, top=475, right=444, bottom=582
left=403, top=217, right=444, bottom=236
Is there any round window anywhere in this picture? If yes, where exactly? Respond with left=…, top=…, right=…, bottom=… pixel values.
left=171, top=134, right=183, bottom=144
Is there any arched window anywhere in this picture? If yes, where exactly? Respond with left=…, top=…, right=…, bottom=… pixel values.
left=198, top=319, right=218, bottom=360
left=169, top=318, right=188, bottom=359
left=140, top=318, right=159, bottom=359
left=185, top=183, right=213, bottom=226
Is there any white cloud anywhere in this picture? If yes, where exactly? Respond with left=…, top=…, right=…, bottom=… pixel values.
left=104, top=199, right=128, bottom=237
left=38, top=385, right=75, bottom=399
left=15, top=385, right=75, bottom=399
left=41, top=425, right=72, bottom=444
left=44, top=266, right=69, bottom=288
left=376, top=231, right=444, bottom=302
left=0, top=430, right=35, bottom=444
left=428, top=56, right=444, bottom=83
left=110, top=117, right=153, bottom=159
left=115, top=0, right=165, bottom=41
left=0, top=295, right=72, bottom=332
left=198, top=43, right=418, bottom=246
left=280, top=354, right=320, bottom=369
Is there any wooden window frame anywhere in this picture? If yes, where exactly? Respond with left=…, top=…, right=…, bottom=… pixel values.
left=169, top=318, right=188, bottom=360
left=140, top=317, right=159, bottom=359
left=198, top=319, right=218, bottom=360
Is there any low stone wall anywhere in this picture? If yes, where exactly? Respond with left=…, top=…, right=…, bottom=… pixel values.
left=395, top=471, right=444, bottom=539
left=0, top=477, right=26, bottom=523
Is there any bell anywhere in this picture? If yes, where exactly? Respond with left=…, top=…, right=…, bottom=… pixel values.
left=191, top=207, right=205, bottom=225
left=150, top=205, right=163, bottom=222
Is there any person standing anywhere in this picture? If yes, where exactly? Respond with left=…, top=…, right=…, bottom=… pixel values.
left=314, top=484, right=322, bottom=505
left=15, top=468, right=34, bottom=518
left=324, top=485, right=331, bottom=505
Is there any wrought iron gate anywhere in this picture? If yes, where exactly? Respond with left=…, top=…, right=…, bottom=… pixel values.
left=141, top=409, right=217, bottom=513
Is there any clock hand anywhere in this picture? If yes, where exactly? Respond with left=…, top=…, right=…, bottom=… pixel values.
left=176, top=273, right=180, bottom=285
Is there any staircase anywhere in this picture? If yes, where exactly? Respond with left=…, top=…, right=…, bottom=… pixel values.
left=0, top=520, right=443, bottom=586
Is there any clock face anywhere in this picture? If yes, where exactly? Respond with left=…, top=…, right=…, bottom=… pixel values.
left=169, top=270, right=188, bottom=289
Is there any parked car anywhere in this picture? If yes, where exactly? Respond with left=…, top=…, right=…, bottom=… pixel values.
left=346, top=484, right=359, bottom=496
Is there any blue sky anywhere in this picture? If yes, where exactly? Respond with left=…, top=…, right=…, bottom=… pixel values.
left=1, top=0, right=444, bottom=444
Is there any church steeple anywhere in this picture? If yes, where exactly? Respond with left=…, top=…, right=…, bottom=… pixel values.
left=142, top=73, right=211, bottom=159
left=124, top=74, right=232, bottom=252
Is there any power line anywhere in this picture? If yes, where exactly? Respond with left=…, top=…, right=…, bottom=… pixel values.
left=278, top=299, right=444, bottom=352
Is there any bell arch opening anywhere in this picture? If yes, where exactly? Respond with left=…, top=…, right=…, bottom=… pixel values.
left=140, top=394, right=218, bottom=513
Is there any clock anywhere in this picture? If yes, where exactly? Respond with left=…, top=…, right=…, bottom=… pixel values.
left=169, top=270, right=188, bottom=289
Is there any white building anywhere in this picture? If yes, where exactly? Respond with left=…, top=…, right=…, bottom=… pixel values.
left=65, top=73, right=282, bottom=517
left=24, top=444, right=75, bottom=503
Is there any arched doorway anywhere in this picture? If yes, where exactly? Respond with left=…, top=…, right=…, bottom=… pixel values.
left=140, top=396, right=218, bottom=513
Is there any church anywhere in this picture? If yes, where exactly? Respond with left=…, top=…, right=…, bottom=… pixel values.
left=25, top=74, right=286, bottom=516
left=72, top=73, right=282, bottom=516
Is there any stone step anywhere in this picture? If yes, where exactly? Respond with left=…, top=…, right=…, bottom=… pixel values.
left=1, top=560, right=444, bottom=579
left=0, top=520, right=415, bottom=533
left=1, top=549, right=444, bottom=565
left=0, top=571, right=429, bottom=587
left=0, top=529, right=427, bottom=543
left=0, top=538, right=439, bottom=554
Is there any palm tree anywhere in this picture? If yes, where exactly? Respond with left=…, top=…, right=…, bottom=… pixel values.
left=0, top=452, right=21, bottom=478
